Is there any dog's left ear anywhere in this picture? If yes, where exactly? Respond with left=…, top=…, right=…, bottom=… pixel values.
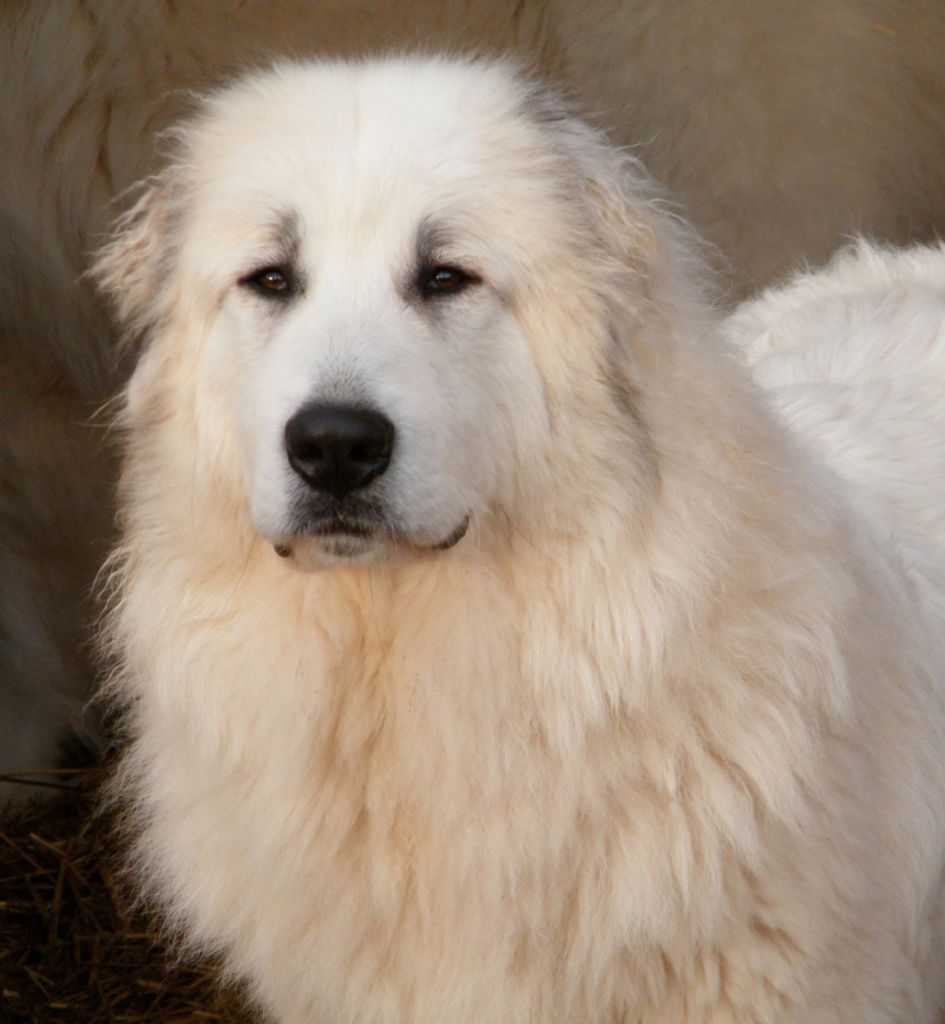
left=575, top=146, right=661, bottom=283
left=93, top=178, right=174, bottom=351
left=532, top=87, right=703, bottom=307
left=524, top=87, right=657, bottom=275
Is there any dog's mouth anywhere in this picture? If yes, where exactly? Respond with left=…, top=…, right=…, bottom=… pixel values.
left=273, top=513, right=470, bottom=562
left=273, top=513, right=378, bottom=560
left=308, top=517, right=375, bottom=539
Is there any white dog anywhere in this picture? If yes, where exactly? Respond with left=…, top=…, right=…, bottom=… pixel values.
left=8, top=0, right=945, bottom=803
left=95, top=58, right=945, bottom=1023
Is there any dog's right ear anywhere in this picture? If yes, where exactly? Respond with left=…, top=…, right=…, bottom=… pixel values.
left=93, top=178, right=173, bottom=350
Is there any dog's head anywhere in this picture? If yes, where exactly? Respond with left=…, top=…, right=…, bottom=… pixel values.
left=97, top=57, right=697, bottom=568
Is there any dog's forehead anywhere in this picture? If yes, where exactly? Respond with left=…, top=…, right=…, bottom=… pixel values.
left=192, top=60, right=541, bottom=209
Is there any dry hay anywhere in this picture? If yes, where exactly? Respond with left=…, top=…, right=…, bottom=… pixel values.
left=0, top=767, right=258, bottom=1023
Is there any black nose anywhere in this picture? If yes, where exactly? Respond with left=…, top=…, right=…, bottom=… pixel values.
left=284, top=403, right=395, bottom=497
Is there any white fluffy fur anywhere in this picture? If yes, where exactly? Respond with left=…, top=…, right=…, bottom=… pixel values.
left=94, top=57, right=945, bottom=1022
left=725, top=241, right=945, bottom=625
left=7, top=0, right=945, bottom=797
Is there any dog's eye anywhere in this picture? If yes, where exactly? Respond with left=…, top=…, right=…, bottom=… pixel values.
left=420, top=265, right=477, bottom=298
left=242, top=266, right=293, bottom=297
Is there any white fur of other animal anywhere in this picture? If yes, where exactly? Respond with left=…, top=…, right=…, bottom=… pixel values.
left=725, top=241, right=945, bottom=623
left=96, top=58, right=945, bottom=1023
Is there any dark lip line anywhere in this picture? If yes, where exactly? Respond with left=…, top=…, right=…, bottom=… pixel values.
left=283, top=513, right=470, bottom=551
left=430, top=515, right=470, bottom=550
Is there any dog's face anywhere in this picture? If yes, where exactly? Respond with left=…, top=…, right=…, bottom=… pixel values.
left=99, top=59, right=663, bottom=568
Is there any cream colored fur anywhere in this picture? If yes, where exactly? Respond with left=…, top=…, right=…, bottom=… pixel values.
left=94, top=57, right=945, bottom=1023
left=6, top=0, right=945, bottom=796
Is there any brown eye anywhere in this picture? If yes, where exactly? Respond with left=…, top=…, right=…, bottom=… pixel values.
left=243, top=266, right=293, bottom=297
left=420, top=265, right=476, bottom=298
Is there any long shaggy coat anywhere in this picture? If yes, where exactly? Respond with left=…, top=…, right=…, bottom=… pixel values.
left=7, top=0, right=945, bottom=800
left=95, top=58, right=945, bottom=1023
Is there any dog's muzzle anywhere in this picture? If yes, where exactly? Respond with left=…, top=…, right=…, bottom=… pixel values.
left=276, top=400, right=468, bottom=561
